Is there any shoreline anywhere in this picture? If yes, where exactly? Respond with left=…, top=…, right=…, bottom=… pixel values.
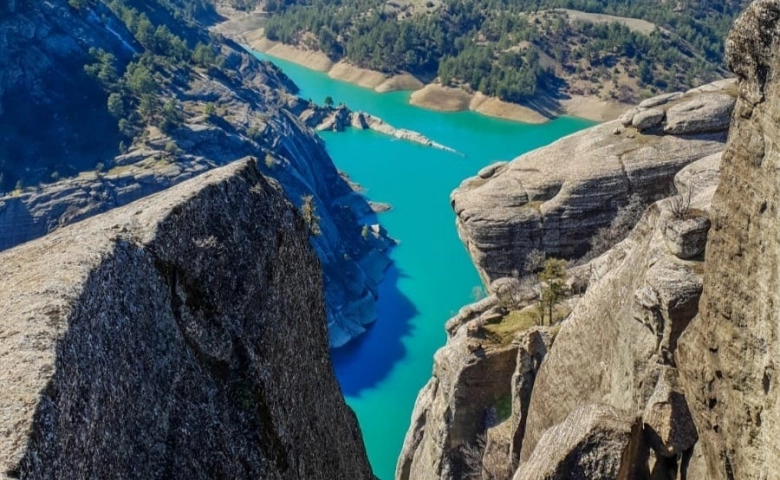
left=244, top=31, right=632, bottom=124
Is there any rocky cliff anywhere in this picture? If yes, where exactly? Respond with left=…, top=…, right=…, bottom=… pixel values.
left=0, top=0, right=391, bottom=347
left=0, top=158, right=374, bottom=479
left=401, top=2, right=780, bottom=479
left=397, top=151, right=720, bottom=480
left=451, top=82, right=735, bottom=285
left=677, top=1, right=780, bottom=478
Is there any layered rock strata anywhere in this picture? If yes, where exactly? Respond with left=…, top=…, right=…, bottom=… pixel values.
left=0, top=159, right=373, bottom=479
left=451, top=83, right=735, bottom=285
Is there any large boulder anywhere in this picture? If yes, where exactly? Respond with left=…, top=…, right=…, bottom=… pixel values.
left=0, top=159, right=373, bottom=479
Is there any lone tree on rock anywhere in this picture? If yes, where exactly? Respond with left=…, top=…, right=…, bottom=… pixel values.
left=539, top=258, right=567, bottom=326
left=324, top=96, right=334, bottom=107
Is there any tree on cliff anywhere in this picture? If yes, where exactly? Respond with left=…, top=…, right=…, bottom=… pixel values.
left=539, top=258, right=566, bottom=326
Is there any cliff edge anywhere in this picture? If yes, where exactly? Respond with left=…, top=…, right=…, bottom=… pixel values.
left=0, top=159, right=373, bottom=479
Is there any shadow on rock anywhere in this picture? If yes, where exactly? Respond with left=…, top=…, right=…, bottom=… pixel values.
left=331, top=265, right=417, bottom=396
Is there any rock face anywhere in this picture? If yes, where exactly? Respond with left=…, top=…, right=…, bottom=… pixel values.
left=512, top=405, right=638, bottom=480
left=451, top=83, right=734, bottom=285
left=396, top=276, right=557, bottom=480
left=396, top=321, right=519, bottom=480
left=0, top=159, right=374, bottom=479
left=677, top=1, right=780, bottom=478
left=400, top=146, right=722, bottom=479
left=517, top=162, right=717, bottom=472
left=0, top=1, right=391, bottom=347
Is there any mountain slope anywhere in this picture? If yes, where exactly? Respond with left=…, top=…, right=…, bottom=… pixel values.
left=0, top=0, right=391, bottom=347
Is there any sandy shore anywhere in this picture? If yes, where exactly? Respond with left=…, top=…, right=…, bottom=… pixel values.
left=244, top=32, right=631, bottom=123
left=246, top=33, right=424, bottom=93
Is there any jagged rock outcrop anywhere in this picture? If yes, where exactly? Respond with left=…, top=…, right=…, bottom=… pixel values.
left=677, top=1, right=780, bottom=478
left=512, top=404, right=639, bottom=480
left=396, top=276, right=556, bottom=480
left=396, top=322, right=519, bottom=480
left=451, top=83, right=735, bottom=286
left=0, top=159, right=374, bottom=479
left=400, top=146, right=722, bottom=479
left=0, top=0, right=391, bottom=347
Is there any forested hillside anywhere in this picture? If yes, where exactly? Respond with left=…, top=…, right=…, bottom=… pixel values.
left=260, top=0, right=748, bottom=104
left=0, top=0, right=250, bottom=191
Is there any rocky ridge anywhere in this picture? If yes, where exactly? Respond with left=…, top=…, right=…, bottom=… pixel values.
left=677, top=1, right=780, bottom=477
left=0, top=158, right=373, bottom=479
left=451, top=81, right=735, bottom=286
left=0, top=0, right=391, bottom=347
left=397, top=150, right=720, bottom=480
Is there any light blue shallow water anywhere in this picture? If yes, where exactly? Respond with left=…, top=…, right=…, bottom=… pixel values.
left=253, top=52, right=594, bottom=480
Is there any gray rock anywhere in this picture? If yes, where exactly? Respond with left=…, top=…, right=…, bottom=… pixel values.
left=638, top=92, right=685, bottom=109
left=643, top=368, right=698, bottom=458
left=632, top=107, right=665, bottom=130
left=513, top=404, right=638, bottom=480
left=678, top=2, right=780, bottom=478
left=0, top=159, right=373, bottom=479
left=451, top=83, right=733, bottom=285
left=664, top=215, right=711, bottom=259
left=396, top=321, right=520, bottom=480
left=663, top=93, right=736, bottom=135
left=517, top=156, right=717, bottom=472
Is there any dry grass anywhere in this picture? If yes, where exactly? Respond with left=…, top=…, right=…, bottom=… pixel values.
left=482, top=308, right=538, bottom=345
left=482, top=305, right=571, bottom=345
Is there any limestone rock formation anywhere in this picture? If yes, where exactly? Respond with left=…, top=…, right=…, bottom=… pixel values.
left=451, top=83, right=734, bottom=286
left=677, top=1, right=780, bottom=478
left=396, top=323, right=519, bottom=480
left=400, top=146, right=722, bottom=480
left=396, top=279, right=556, bottom=480
left=0, top=159, right=373, bottom=479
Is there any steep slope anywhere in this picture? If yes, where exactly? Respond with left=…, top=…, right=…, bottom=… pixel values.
left=677, top=1, right=780, bottom=478
left=0, top=0, right=390, bottom=347
left=0, top=159, right=373, bottom=479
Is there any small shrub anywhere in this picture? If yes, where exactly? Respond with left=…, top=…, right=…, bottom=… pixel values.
left=669, top=186, right=693, bottom=219
left=300, top=195, right=321, bottom=236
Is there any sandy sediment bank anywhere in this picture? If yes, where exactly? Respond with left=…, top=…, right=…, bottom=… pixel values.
left=409, top=84, right=632, bottom=123
left=245, top=32, right=632, bottom=123
left=246, top=32, right=423, bottom=93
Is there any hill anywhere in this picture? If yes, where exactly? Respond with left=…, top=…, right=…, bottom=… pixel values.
left=256, top=0, right=748, bottom=110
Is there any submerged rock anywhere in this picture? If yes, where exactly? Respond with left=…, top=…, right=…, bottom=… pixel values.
left=0, top=159, right=373, bottom=479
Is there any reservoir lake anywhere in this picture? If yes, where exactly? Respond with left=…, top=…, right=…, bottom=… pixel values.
left=253, top=52, right=594, bottom=480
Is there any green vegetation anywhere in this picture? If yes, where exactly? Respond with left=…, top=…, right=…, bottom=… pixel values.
left=483, top=308, right=538, bottom=345
left=264, top=0, right=748, bottom=102
left=300, top=195, right=322, bottom=236
left=538, top=258, right=567, bottom=326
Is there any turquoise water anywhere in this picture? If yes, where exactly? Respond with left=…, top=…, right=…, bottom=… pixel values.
left=253, top=52, right=594, bottom=480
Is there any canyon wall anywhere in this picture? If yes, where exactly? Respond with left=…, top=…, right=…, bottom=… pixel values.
left=0, top=159, right=374, bottom=480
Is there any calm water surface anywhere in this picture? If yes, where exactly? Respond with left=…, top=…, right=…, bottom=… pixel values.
left=253, top=52, right=594, bottom=480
